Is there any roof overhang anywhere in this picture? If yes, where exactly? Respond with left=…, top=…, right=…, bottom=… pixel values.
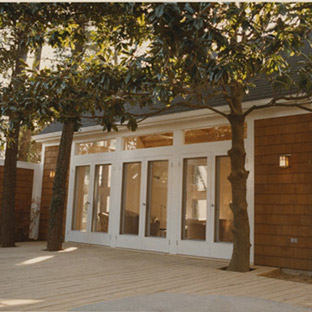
left=31, top=97, right=285, bottom=143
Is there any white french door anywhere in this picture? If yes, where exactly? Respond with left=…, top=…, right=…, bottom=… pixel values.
left=66, top=144, right=234, bottom=260
left=177, top=148, right=233, bottom=259
left=116, top=156, right=172, bottom=253
left=208, top=151, right=233, bottom=259
left=66, top=160, right=114, bottom=246
left=71, top=165, right=91, bottom=232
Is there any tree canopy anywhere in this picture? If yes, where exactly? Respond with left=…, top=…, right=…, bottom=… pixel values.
left=126, top=2, right=312, bottom=272
left=1, top=3, right=311, bottom=270
left=25, top=3, right=150, bottom=251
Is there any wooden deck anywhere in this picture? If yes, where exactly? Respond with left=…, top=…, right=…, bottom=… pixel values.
left=0, top=241, right=311, bottom=311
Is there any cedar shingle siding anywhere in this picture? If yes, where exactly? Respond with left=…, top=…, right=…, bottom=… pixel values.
left=39, top=146, right=67, bottom=240
left=255, top=113, right=312, bottom=270
left=0, top=166, right=34, bottom=241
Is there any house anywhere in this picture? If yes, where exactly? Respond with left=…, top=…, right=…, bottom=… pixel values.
left=33, top=47, right=312, bottom=271
left=33, top=100, right=312, bottom=271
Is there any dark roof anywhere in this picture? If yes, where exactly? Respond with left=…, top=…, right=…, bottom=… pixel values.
left=39, top=43, right=311, bottom=135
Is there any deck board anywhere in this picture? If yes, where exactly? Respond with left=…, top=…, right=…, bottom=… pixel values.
left=0, top=242, right=311, bottom=311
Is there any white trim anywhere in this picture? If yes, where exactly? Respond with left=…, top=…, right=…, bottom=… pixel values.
left=36, top=102, right=312, bottom=263
left=33, top=97, right=312, bottom=145
left=28, top=163, right=42, bottom=240
left=245, top=116, right=255, bottom=263
left=33, top=96, right=281, bottom=143
left=0, top=159, right=40, bottom=170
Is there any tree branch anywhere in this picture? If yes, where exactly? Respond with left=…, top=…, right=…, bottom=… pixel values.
left=201, top=97, right=229, bottom=119
left=275, top=102, right=312, bottom=113
left=243, top=98, right=276, bottom=117
left=243, top=96, right=312, bottom=117
left=221, top=84, right=235, bottom=112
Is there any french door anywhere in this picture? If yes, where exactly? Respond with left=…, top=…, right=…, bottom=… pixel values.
left=68, top=162, right=113, bottom=245
left=71, top=166, right=90, bottom=232
left=117, top=157, right=171, bottom=252
left=177, top=150, right=234, bottom=259
left=67, top=151, right=233, bottom=259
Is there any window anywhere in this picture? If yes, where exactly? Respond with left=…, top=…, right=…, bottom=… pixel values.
left=72, top=166, right=90, bottom=231
left=184, top=124, right=247, bottom=144
left=182, top=158, right=207, bottom=240
left=120, top=162, right=141, bottom=235
left=124, top=132, right=173, bottom=150
left=75, top=139, right=116, bottom=155
left=145, top=160, right=168, bottom=238
left=92, top=164, right=111, bottom=233
left=215, top=156, right=233, bottom=242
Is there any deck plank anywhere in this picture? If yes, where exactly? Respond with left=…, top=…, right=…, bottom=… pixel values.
left=0, top=242, right=311, bottom=311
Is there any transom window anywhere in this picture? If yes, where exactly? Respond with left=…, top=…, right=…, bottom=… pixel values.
left=75, top=139, right=116, bottom=155
left=124, top=132, right=173, bottom=150
left=184, top=124, right=247, bottom=144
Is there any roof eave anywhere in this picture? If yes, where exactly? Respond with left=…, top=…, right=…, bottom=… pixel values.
left=33, top=97, right=274, bottom=143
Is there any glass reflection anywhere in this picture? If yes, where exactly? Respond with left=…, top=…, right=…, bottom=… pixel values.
left=182, top=158, right=207, bottom=240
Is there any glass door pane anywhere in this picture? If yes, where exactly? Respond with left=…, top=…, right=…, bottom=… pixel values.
left=92, top=164, right=111, bottom=232
left=215, top=156, right=233, bottom=242
left=72, top=166, right=90, bottom=231
left=182, top=158, right=207, bottom=240
left=120, top=162, right=141, bottom=235
left=145, top=160, right=168, bottom=238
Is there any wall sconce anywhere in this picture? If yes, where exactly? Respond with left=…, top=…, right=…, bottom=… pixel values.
left=279, top=154, right=291, bottom=168
left=49, top=170, right=56, bottom=178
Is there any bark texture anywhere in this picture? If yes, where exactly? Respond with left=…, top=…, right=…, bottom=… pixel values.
left=18, top=128, right=32, bottom=161
left=226, top=85, right=251, bottom=272
left=1, top=124, right=20, bottom=247
left=18, top=44, right=43, bottom=163
left=0, top=39, right=27, bottom=247
left=46, top=120, right=74, bottom=251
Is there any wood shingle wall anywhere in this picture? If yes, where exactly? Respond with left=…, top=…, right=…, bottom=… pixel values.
left=39, top=145, right=67, bottom=240
left=0, top=166, right=34, bottom=241
left=254, top=113, right=312, bottom=270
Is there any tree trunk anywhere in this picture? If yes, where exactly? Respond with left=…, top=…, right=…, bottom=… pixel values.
left=18, top=128, right=32, bottom=161
left=1, top=124, right=20, bottom=247
left=46, top=120, right=74, bottom=251
left=226, top=86, right=251, bottom=272
left=46, top=24, right=84, bottom=251
left=17, top=44, right=43, bottom=163
left=0, top=38, right=27, bottom=247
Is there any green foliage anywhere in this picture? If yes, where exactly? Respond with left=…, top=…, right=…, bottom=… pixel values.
left=0, top=3, right=54, bottom=71
left=298, top=54, right=312, bottom=96
left=132, top=3, right=312, bottom=107
left=27, top=4, right=148, bottom=134
left=0, top=3, right=66, bottom=139
left=0, top=3, right=148, bottom=138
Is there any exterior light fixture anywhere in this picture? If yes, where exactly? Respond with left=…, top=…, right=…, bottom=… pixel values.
left=279, top=154, right=291, bottom=168
left=49, top=170, right=56, bottom=178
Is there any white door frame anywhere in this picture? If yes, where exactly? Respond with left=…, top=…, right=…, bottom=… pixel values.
left=115, top=154, right=173, bottom=253
left=176, top=140, right=234, bottom=259
left=65, top=149, right=117, bottom=246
